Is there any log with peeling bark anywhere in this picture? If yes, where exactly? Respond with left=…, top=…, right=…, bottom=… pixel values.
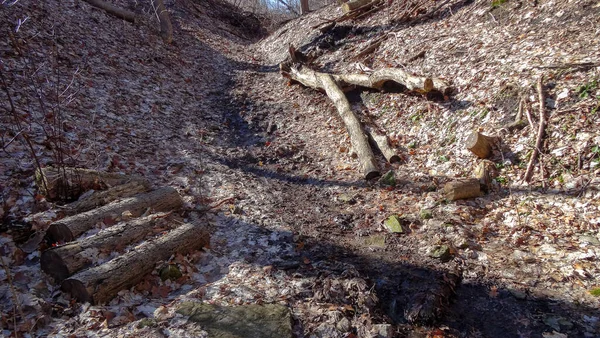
left=65, top=180, right=152, bottom=215
left=465, top=131, right=496, bottom=159
left=41, top=213, right=173, bottom=283
left=82, top=0, right=138, bottom=23
left=405, top=269, right=461, bottom=324
left=61, top=222, right=209, bottom=304
left=45, top=187, right=183, bottom=244
left=443, top=178, right=482, bottom=201
left=334, top=69, right=450, bottom=94
left=35, top=167, right=150, bottom=201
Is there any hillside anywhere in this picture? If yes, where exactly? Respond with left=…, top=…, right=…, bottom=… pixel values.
left=1, top=0, right=599, bottom=337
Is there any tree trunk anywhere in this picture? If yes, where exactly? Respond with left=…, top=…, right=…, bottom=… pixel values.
left=366, top=128, right=401, bottom=164
left=45, top=187, right=182, bottom=244
left=300, top=0, right=310, bottom=14
left=82, top=0, right=138, bottom=23
left=61, top=222, right=210, bottom=304
left=41, top=213, right=174, bottom=283
left=35, top=167, right=150, bottom=201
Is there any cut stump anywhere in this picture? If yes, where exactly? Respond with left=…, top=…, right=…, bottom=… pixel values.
left=465, top=131, right=496, bottom=159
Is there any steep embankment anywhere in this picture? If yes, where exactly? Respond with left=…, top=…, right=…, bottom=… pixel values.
left=1, top=0, right=599, bottom=337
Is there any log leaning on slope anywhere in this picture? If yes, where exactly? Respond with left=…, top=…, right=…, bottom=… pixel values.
left=45, top=187, right=182, bottom=244
left=41, top=213, right=173, bottom=283
left=61, top=222, right=209, bottom=304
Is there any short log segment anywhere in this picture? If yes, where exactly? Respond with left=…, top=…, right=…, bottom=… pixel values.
left=35, top=167, right=150, bottom=201
left=45, top=187, right=182, bottom=244
left=405, top=269, right=461, bottom=324
left=82, top=0, right=138, bottom=23
left=366, top=128, right=401, bottom=164
left=342, top=0, right=374, bottom=12
left=61, top=222, right=209, bottom=304
left=465, top=131, right=496, bottom=159
left=65, top=180, right=152, bottom=215
left=283, top=66, right=379, bottom=179
left=443, top=178, right=482, bottom=201
left=41, top=213, right=173, bottom=283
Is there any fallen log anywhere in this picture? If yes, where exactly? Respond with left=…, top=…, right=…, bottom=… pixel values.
left=82, top=0, right=138, bottom=23
left=366, top=128, right=401, bottom=164
left=41, top=213, right=173, bottom=283
left=342, top=0, right=374, bottom=13
left=282, top=65, right=379, bottom=179
left=443, top=178, right=482, bottom=201
left=45, top=187, right=182, bottom=244
left=35, top=167, right=150, bottom=201
left=405, top=269, right=461, bottom=324
left=334, top=68, right=450, bottom=94
left=61, top=222, right=209, bottom=304
left=65, top=180, right=152, bottom=215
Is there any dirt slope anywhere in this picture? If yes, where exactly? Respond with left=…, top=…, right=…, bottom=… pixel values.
left=1, top=0, right=600, bottom=337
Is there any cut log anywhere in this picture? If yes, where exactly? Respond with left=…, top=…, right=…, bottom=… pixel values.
left=465, top=131, right=496, bottom=159
left=366, top=128, right=401, bottom=164
left=405, top=269, right=461, bottom=324
left=35, top=167, right=150, bottom=201
left=65, top=180, right=152, bottom=215
left=61, top=222, right=209, bottom=304
left=342, top=0, right=374, bottom=13
left=41, top=213, right=173, bottom=283
left=82, top=0, right=138, bottom=23
left=474, top=160, right=498, bottom=192
left=45, top=187, right=182, bottom=244
left=443, top=178, right=482, bottom=201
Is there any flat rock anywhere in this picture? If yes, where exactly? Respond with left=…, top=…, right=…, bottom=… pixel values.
left=176, top=302, right=293, bottom=338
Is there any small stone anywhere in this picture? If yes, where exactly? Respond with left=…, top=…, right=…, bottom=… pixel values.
left=429, top=245, right=452, bottom=262
left=379, top=170, right=396, bottom=187
left=384, top=215, right=404, bottom=233
left=508, top=288, right=527, bottom=300
left=160, top=264, right=182, bottom=281
left=420, top=209, right=433, bottom=220
left=362, top=234, right=386, bottom=248
left=336, top=317, right=351, bottom=332
left=372, top=323, right=394, bottom=338
left=579, top=235, right=600, bottom=246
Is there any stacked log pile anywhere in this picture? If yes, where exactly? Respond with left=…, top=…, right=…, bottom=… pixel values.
left=37, top=167, right=210, bottom=304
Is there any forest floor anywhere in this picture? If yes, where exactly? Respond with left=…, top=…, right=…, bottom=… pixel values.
left=1, top=0, right=600, bottom=337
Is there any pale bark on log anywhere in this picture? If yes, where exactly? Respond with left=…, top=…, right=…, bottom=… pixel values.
left=334, top=68, right=449, bottom=94
left=474, top=160, right=498, bottom=192
left=41, top=213, right=173, bottom=283
left=45, top=187, right=182, bottom=244
left=65, top=180, right=152, bottom=215
left=61, top=222, right=209, bottom=304
left=366, top=128, right=401, bottom=164
left=465, top=131, right=496, bottom=159
left=443, top=178, right=482, bottom=201
left=284, top=66, right=379, bottom=179
left=35, top=167, right=150, bottom=201
left=82, top=0, right=138, bottom=23
left=342, top=0, right=374, bottom=13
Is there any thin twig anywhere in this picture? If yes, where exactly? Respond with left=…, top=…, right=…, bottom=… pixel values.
left=523, top=76, right=547, bottom=183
